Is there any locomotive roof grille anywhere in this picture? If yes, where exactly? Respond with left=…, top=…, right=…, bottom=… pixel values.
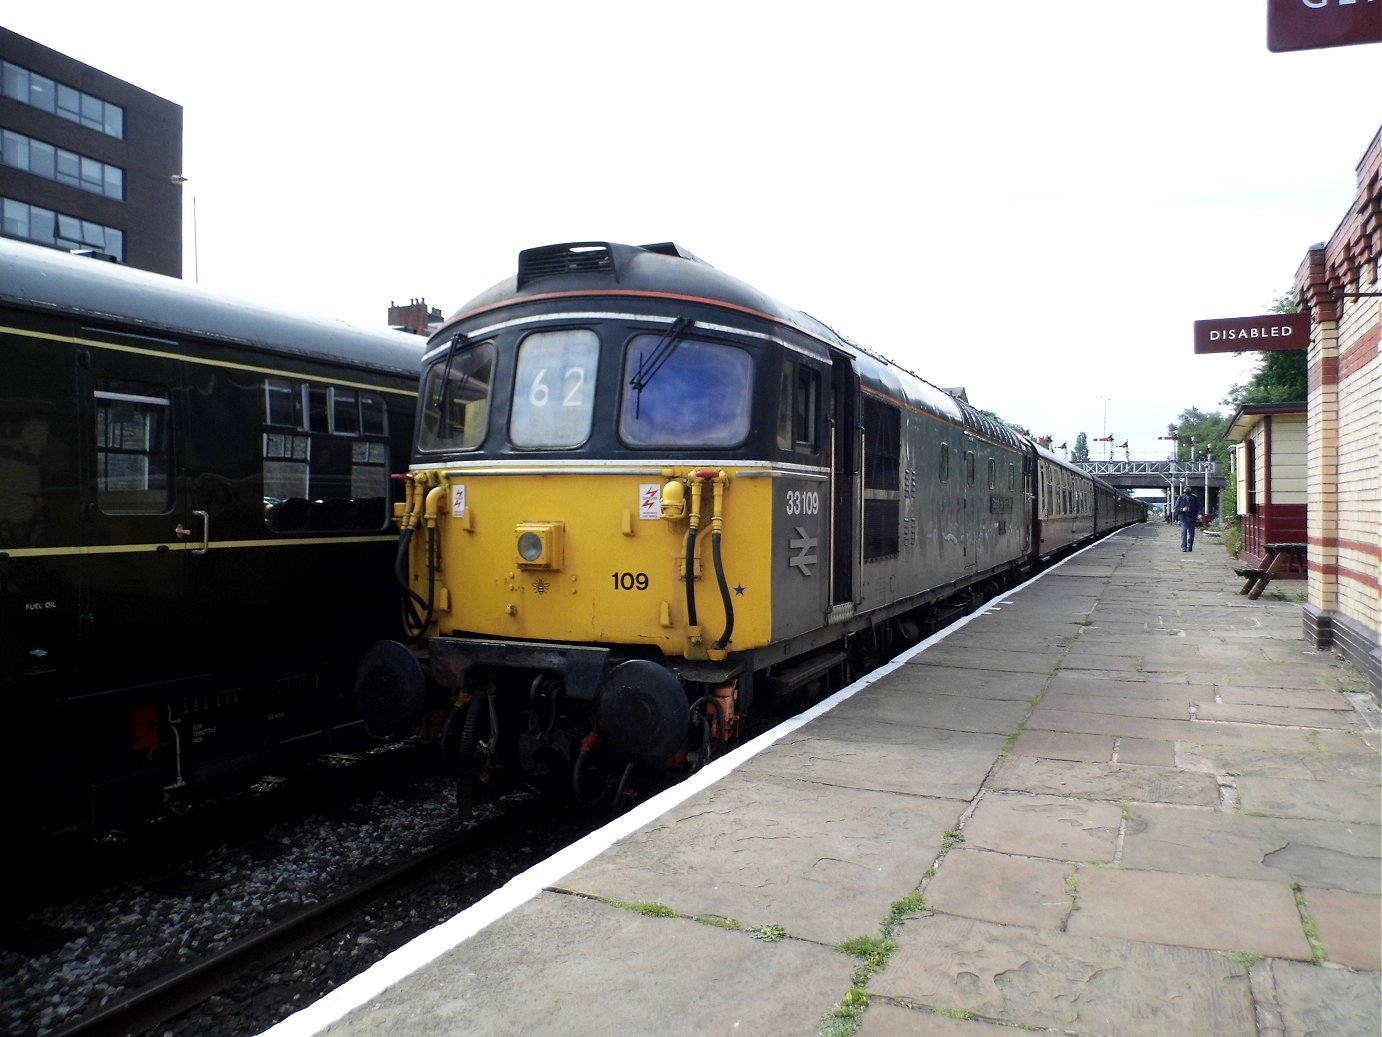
left=517, top=242, right=616, bottom=289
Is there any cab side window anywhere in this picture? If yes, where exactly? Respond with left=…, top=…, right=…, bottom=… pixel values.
left=776, top=360, right=820, bottom=453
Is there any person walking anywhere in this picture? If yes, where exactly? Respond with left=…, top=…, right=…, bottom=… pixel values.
left=1174, top=490, right=1201, bottom=552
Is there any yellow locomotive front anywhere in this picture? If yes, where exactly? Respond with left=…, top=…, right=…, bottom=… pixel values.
left=357, top=244, right=839, bottom=798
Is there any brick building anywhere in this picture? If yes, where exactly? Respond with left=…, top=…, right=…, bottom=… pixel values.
left=1295, top=126, right=1381, bottom=694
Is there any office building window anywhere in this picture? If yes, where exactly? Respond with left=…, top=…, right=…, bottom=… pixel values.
left=2, top=60, right=124, bottom=137
left=2, top=128, right=124, bottom=199
left=2, top=196, right=123, bottom=260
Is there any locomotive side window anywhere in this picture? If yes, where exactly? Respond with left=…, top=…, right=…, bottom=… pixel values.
left=95, top=379, right=171, bottom=514
left=620, top=333, right=751, bottom=448
left=776, top=360, right=820, bottom=453
left=262, top=375, right=392, bottom=532
left=861, top=395, right=900, bottom=560
left=418, top=339, right=495, bottom=452
left=510, top=328, right=599, bottom=448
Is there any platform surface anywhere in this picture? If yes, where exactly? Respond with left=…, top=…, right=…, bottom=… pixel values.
left=264, top=522, right=1380, bottom=1037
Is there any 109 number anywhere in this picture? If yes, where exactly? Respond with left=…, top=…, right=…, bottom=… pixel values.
left=611, top=571, right=650, bottom=591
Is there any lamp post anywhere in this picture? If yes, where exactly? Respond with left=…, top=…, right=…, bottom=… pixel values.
left=170, top=174, right=198, bottom=283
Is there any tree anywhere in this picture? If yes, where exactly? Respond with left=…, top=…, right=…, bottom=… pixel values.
left=1224, top=294, right=1308, bottom=406
left=1167, top=407, right=1230, bottom=468
left=1071, top=432, right=1089, bottom=462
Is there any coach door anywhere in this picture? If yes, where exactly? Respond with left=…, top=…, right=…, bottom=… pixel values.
left=76, top=339, right=193, bottom=689
left=829, top=352, right=859, bottom=613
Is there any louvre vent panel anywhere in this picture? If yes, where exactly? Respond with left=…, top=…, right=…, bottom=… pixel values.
left=517, top=243, right=615, bottom=288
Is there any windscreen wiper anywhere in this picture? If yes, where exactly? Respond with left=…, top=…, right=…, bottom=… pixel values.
left=628, top=316, right=692, bottom=419
left=433, top=332, right=467, bottom=437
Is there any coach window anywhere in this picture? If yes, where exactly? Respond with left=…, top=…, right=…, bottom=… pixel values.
left=419, top=339, right=495, bottom=452
left=95, top=380, right=172, bottom=514
left=939, top=443, right=950, bottom=482
left=776, top=360, right=820, bottom=453
left=263, top=377, right=392, bottom=532
left=620, top=333, right=751, bottom=448
left=987, top=458, right=996, bottom=489
left=510, top=328, right=599, bottom=448
left=965, top=450, right=976, bottom=486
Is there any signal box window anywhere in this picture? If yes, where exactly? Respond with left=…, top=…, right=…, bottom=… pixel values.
left=419, top=339, right=495, bottom=452
left=776, top=361, right=820, bottom=453
left=510, top=329, right=599, bottom=448
left=620, top=333, right=751, bottom=448
left=95, top=380, right=171, bottom=514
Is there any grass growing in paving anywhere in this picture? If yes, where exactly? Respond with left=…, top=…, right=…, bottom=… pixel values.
left=821, top=892, right=928, bottom=1037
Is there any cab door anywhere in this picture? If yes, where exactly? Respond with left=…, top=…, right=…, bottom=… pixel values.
left=76, top=339, right=194, bottom=691
left=829, top=352, right=858, bottom=613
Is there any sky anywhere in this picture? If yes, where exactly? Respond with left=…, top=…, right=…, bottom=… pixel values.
left=6, top=2, right=1379, bottom=458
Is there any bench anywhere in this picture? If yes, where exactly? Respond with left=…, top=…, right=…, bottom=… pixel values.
left=1236, top=542, right=1307, bottom=600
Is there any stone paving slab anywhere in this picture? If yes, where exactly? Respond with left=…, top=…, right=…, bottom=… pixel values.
left=1046, top=670, right=1218, bottom=698
left=1195, top=700, right=1367, bottom=730
left=816, top=676, right=1034, bottom=736
left=924, top=848, right=1073, bottom=929
left=893, top=643, right=1064, bottom=675
left=1067, top=867, right=1313, bottom=959
left=1299, top=887, right=1382, bottom=970
left=990, top=754, right=1220, bottom=806
left=746, top=728, right=1001, bottom=801
left=1217, top=684, right=1366, bottom=710
left=893, top=661, right=1048, bottom=701
left=1041, top=690, right=1193, bottom=719
left=1236, top=773, right=1380, bottom=824
left=875, top=913, right=1258, bottom=1037
left=1122, top=804, right=1381, bottom=893
left=1264, top=958, right=1382, bottom=1037
left=1008, top=729, right=1115, bottom=763
left=316, top=890, right=855, bottom=1037
left=1031, top=708, right=1371, bottom=752
left=962, top=791, right=1122, bottom=862
left=1117, top=737, right=1176, bottom=765
left=1176, top=741, right=1381, bottom=780
left=856, top=1003, right=1019, bottom=1036
left=556, top=770, right=960, bottom=947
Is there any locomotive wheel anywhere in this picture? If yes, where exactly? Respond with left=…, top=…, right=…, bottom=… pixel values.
left=595, top=660, right=688, bottom=766
left=353, top=640, right=427, bottom=740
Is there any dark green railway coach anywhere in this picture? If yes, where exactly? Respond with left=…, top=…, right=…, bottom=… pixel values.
left=0, top=239, right=420, bottom=835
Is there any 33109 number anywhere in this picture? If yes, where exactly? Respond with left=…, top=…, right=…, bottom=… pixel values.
left=785, top=489, right=820, bottom=515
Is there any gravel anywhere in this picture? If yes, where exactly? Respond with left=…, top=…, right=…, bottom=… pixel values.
left=2, top=767, right=583, bottom=1037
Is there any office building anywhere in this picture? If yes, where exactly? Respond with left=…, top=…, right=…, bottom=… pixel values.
left=1, top=27, right=182, bottom=276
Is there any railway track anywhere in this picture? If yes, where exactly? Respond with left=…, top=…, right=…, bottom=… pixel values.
left=41, top=794, right=569, bottom=1037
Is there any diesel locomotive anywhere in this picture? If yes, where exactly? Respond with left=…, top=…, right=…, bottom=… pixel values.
left=359, top=241, right=1145, bottom=802
left=0, top=239, right=420, bottom=835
